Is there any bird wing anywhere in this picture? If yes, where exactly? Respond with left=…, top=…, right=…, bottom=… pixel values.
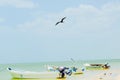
left=55, top=21, right=60, bottom=25
left=61, top=17, right=66, bottom=22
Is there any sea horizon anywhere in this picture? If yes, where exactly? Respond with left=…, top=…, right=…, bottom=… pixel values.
left=1, top=58, right=120, bottom=64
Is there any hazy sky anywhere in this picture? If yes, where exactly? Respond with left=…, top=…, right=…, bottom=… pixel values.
left=0, top=0, right=120, bottom=63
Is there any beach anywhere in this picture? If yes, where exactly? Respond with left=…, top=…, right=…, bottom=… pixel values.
left=0, top=59, right=120, bottom=80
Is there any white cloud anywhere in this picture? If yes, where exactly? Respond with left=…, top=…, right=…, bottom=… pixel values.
left=63, top=3, right=120, bottom=32
left=17, top=16, right=54, bottom=33
left=16, top=2, right=120, bottom=35
left=65, top=5, right=99, bottom=16
left=0, top=0, right=37, bottom=8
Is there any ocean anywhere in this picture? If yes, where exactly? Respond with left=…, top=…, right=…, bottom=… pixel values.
left=0, top=59, right=120, bottom=80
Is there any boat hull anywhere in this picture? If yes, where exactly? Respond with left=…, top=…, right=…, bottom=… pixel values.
left=7, top=68, right=61, bottom=79
left=85, top=66, right=105, bottom=70
left=84, top=63, right=110, bottom=70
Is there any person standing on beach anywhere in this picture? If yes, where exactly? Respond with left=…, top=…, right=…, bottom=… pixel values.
left=57, top=66, right=69, bottom=78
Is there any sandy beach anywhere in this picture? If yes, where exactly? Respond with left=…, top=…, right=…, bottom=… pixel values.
left=67, top=69, right=120, bottom=80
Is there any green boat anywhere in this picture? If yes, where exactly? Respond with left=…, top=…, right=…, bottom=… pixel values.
left=84, top=63, right=110, bottom=70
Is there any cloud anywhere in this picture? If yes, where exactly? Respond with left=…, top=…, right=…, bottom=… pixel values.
left=0, top=0, right=37, bottom=8
left=16, top=2, right=120, bottom=35
left=17, top=16, right=55, bottom=35
left=64, top=3, right=120, bottom=30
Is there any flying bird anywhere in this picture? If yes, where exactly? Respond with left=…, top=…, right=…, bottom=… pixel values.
left=55, top=17, right=66, bottom=26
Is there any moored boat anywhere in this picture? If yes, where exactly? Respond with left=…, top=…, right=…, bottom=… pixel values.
left=7, top=68, right=63, bottom=79
left=84, top=63, right=110, bottom=70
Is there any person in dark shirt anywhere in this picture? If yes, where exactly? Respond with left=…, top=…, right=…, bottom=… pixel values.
left=57, top=66, right=69, bottom=78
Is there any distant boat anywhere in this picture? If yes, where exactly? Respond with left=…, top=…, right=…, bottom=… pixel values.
left=84, top=63, right=110, bottom=70
left=7, top=68, right=65, bottom=79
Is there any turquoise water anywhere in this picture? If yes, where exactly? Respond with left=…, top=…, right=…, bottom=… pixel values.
left=0, top=59, right=120, bottom=80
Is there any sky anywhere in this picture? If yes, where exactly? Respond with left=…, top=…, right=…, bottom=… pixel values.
left=0, top=0, right=120, bottom=63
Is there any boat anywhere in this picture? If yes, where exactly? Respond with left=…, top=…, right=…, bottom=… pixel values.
left=84, top=63, right=110, bottom=70
left=7, top=68, right=65, bottom=79
left=46, top=66, right=84, bottom=75
left=70, top=67, right=84, bottom=75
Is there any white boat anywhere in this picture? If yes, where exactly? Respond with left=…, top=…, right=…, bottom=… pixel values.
left=46, top=66, right=84, bottom=75
left=84, top=63, right=110, bottom=70
left=7, top=68, right=63, bottom=79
